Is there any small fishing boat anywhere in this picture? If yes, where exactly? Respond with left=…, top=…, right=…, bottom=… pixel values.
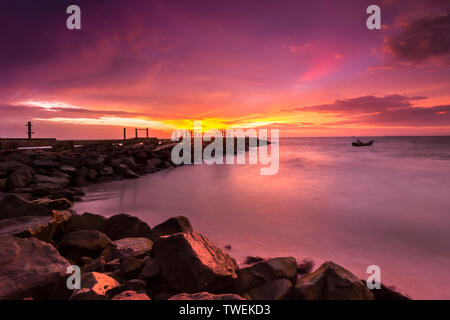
left=352, top=140, right=374, bottom=147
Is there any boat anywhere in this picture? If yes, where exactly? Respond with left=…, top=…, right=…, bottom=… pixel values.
left=352, top=140, right=374, bottom=147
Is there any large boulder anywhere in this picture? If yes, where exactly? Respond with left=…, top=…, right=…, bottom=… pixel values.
left=0, top=213, right=67, bottom=242
left=69, top=272, right=120, bottom=300
left=238, top=257, right=298, bottom=292
left=58, top=230, right=113, bottom=263
left=0, top=195, right=53, bottom=219
left=99, top=213, right=153, bottom=240
left=112, top=290, right=150, bottom=300
left=0, top=236, right=70, bottom=299
left=249, top=278, right=293, bottom=300
left=294, top=261, right=374, bottom=300
left=169, top=292, right=245, bottom=300
left=152, top=231, right=239, bottom=293
left=152, top=216, right=193, bottom=238
left=57, top=212, right=107, bottom=236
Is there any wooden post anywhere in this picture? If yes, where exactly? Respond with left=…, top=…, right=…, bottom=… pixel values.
left=123, top=128, right=126, bottom=140
left=146, top=128, right=149, bottom=138
left=135, top=128, right=138, bottom=139
left=26, top=122, right=33, bottom=140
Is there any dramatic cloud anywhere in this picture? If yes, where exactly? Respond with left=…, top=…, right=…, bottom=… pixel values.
left=284, top=95, right=427, bottom=114
left=283, top=94, right=450, bottom=128
left=382, top=12, right=450, bottom=66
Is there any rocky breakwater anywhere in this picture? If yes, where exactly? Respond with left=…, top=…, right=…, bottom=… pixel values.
left=0, top=140, right=175, bottom=202
left=0, top=195, right=409, bottom=300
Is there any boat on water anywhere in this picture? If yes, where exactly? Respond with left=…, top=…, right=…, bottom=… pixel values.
left=352, top=140, right=374, bottom=147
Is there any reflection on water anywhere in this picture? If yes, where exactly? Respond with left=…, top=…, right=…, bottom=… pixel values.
left=74, top=137, right=450, bottom=299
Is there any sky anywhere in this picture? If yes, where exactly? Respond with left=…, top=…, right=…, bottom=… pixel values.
left=0, top=0, right=449, bottom=139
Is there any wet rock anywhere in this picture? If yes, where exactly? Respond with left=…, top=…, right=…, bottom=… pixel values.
left=0, top=194, right=53, bottom=219
left=238, top=257, right=297, bottom=292
left=153, top=231, right=239, bottom=293
left=152, top=216, right=193, bottom=238
left=58, top=230, right=112, bottom=263
left=59, top=212, right=107, bottom=235
left=34, top=174, right=69, bottom=188
left=69, top=272, right=120, bottom=300
left=112, top=237, right=154, bottom=258
left=293, top=261, right=374, bottom=300
left=112, top=290, right=150, bottom=300
left=0, top=236, right=70, bottom=300
left=169, top=292, right=246, bottom=300
left=249, top=278, right=293, bottom=300
left=33, top=197, right=72, bottom=210
left=0, top=214, right=65, bottom=242
left=100, top=213, right=153, bottom=241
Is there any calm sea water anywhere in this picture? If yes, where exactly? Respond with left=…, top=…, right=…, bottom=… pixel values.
left=74, top=137, right=450, bottom=299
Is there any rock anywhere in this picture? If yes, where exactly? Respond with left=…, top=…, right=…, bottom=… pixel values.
left=81, top=256, right=106, bottom=273
left=152, top=216, right=193, bottom=238
left=294, top=261, right=374, bottom=300
left=7, top=165, right=35, bottom=189
left=169, top=292, right=246, bottom=300
left=99, top=166, right=114, bottom=176
left=147, top=158, right=162, bottom=170
left=31, top=159, right=60, bottom=168
left=33, top=197, right=72, bottom=210
left=60, top=165, right=77, bottom=174
left=99, top=213, right=153, bottom=241
left=296, top=258, right=314, bottom=275
left=0, top=236, right=70, bottom=299
left=31, top=182, right=62, bottom=197
left=243, top=256, right=265, bottom=265
left=87, top=169, right=98, bottom=180
left=249, top=278, right=293, bottom=300
left=0, top=194, right=53, bottom=219
left=105, top=258, right=121, bottom=272
left=238, top=257, right=298, bottom=292
left=0, top=215, right=64, bottom=242
left=69, top=272, right=120, bottom=300
left=112, top=290, right=150, bottom=300
left=58, top=230, right=113, bottom=263
left=115, top=163, right=139, bottom=179
left=139, top=258, right=160, bottom=279
left=153, top=231, right=239, bottom=293
left=120, top=257, right=144, bottom=279
left=34, top=174, right=69, bottom=188
left=361, top=280, right=410, bottom=300
left=99, top=237, right=153, bottom=262
left=58, top=212, right=107, bottom=235
left=0, top=178, right=7, bottom=192
left=106, top=279, right=148, bottom=298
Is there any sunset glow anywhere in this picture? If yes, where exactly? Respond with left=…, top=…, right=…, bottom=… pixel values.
left=0, top=0, right=448, bottom=139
